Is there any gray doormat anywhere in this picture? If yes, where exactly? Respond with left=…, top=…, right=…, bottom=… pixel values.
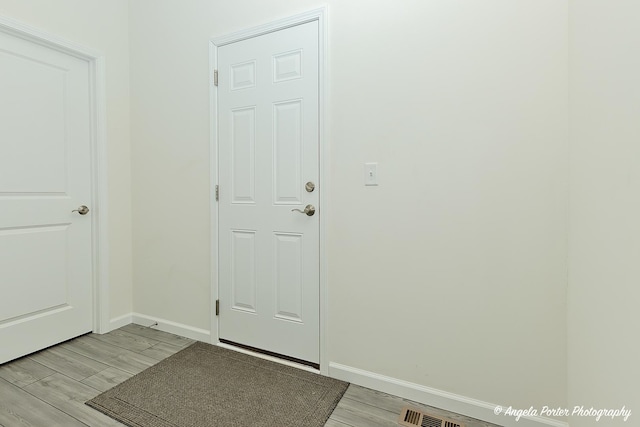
left=86, top=342, right=348, bottom=427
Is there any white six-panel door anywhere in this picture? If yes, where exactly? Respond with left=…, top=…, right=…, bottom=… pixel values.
left=218, top=21, right=320, bottom=364
left=0, top=28, right=93, bottom=364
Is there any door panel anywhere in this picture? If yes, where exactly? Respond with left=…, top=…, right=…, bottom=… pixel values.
left=274, top=232, right=304, bottom=323
left=218, top=21, right=319, bottom=364
left=0, top=225, right=69, bottom=320
left=231, top=107, right=256, bottom=203
left=0, top=28, right=93, bottom=364
left=273, top=99, right=303, bottom=204
left=230, top=230, right=257, bottom=313
left=0, top=46, right=67, bottom=193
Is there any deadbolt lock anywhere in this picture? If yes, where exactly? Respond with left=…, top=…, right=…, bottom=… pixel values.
left=305, top=181, right=315, bottom=193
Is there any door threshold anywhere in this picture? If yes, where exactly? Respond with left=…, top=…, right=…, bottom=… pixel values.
left=218, top=339, right=320, bottom=372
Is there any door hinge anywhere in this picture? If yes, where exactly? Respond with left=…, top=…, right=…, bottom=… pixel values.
left=213, top=69, right=218, bottom=86
left=215, top=299, right=220, bottom=316
left=215, top=185, right=219, bottom=201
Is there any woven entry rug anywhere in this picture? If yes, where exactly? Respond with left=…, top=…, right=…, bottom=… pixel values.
left=86, top=342, right=348, bottom=427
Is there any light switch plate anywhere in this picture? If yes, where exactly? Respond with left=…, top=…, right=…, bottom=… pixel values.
left=364, top=162, right=378, bottom=186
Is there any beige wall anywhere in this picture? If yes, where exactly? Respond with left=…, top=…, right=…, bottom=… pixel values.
left=0, top=0, right=133, bottom=319
left=568, top=0, right=640, bottom=424
left=129, top=0, right=568, bottom=413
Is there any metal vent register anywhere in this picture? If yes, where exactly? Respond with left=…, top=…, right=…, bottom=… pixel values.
left=398, top=406, right=464, bottom=427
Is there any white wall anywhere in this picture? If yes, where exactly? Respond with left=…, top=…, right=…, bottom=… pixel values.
left=6, top=1, right=638, bottom=424
left=129, top=0, right=569, bottom=418
left=568, top=1, right=640, bottom=425
left=0, top=0, right=133, bottom=320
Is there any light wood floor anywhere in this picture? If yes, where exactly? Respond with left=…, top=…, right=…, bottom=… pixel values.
left=0, top=325, right=499, bottom=427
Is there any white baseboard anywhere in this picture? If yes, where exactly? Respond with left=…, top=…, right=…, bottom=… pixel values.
left=108, top=312, right=211, bottom=342
left=108, top=313, right=133, bottom=331
left=104, top=316, right=564, bottom=427
left=329, top=363, right=568, bottom=427
left=130, top=313, right=211, bottom=342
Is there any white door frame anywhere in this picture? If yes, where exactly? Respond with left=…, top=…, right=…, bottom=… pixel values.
left=0, top=16, right=110, bottom=334
left=209, top=7, right=329, bottom=374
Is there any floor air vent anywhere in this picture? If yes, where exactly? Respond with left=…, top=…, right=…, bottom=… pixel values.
left=398, top=406, right=464, bottom=427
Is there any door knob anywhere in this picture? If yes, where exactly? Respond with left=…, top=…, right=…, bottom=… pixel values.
left=72, top=205, right=90, bottom=215
left=291, top=204, right=315, bottom=216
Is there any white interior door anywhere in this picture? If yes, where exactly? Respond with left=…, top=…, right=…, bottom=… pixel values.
left=218, top=21, right=320, bottom=365
left=0, top=28, right=93, bottom=364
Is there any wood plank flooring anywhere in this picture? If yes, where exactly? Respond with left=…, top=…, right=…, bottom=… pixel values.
left=0, top=325, right=499, bottom=427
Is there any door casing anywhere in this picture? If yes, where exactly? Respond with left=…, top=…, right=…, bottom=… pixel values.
left=209, top=7, right=329, bottom=374
left=0, top=15, right=109, bottom=334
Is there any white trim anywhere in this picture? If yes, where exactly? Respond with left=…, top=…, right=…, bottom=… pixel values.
left=0, top=15, right=102, bottom=59
left=109, top=313, right=133, bottom=330
left=208, top=40, right=219, bottom=345
left=211, top=8, right=326, bottom=47
left=131, top=313, right=211, bottom=342
left=91, top=54, right=110, bottom=334
left=329, top=363, right=569, bottom=427
left=209, top=7, right=329, bottom=372
left=0, top=15, right=110, bottom=334
left=316, top=6, right=330, bottom=377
